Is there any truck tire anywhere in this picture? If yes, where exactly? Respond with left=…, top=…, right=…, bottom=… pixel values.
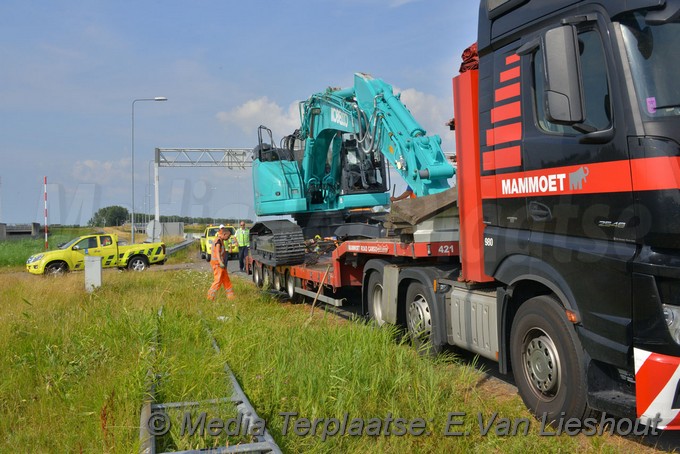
left=45, top=261, right=68, bottom=276
left=206, top=253, right=211, bottom=263
left=510, top=295, right=591, bottom=424
left=127, top=256, right=148, bottom=271
left=367, top=271, right=386, bottom=326
left=405, top=282, right=441, bottom=356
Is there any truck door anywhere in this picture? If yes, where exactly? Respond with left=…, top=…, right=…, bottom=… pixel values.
left=521, top=18, right=635, bottom=242
left=97, top=235, right=118, bottom=267
left=71, top=236, right=99, bottom=270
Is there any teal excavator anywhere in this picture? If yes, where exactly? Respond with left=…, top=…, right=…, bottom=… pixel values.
left=250, top=73, right=455, bottom=266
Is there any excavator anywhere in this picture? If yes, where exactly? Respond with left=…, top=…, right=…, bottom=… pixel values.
left=250, top=73, right=455, bottom=266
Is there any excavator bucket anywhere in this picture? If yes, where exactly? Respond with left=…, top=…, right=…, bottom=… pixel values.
left=384, top=187, right=460, bottom=242
left=386, top=187, right=458, bottom=226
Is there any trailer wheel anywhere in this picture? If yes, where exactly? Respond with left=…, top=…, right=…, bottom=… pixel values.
left=285, top=271, right=302, bottom=303
left=367, top=271, right=386, bottom=326
left=253, top=264, right=263, bottom=288
left=262, top=266, right=272, bottom=289
left=510, top=295, right=590, bottom=423
left=273, top=268, right=283, bottom=292
left=405, top=282, right=440, bottom=355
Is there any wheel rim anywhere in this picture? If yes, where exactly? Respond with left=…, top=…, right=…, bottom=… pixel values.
left=253, top=265, right=262, bottom=287
left=131, top=259, right=146, bottom=271
left=47, top=263, right=65, bottom=275
left=522, top=328, right=561, bottom=400
left=370, top=282, right=384, bottom=324
left=286, top=273, right=295, bottom=299
left=407, top=292, right=431, bottom=340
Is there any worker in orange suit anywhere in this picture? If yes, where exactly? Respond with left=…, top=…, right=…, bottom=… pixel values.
left=207, top=226, right=235, bottom=301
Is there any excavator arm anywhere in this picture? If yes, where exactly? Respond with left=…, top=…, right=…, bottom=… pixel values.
left=351, top=72, right=454, bottom=196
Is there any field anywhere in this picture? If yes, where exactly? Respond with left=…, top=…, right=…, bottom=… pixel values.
left=0, top=260, right=669, bottom=452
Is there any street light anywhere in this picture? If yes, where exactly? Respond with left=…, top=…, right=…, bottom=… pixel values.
left=131, top=97, right=167, bottom=243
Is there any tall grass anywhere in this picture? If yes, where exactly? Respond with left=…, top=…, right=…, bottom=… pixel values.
left=0, top=270, right=229, bottom=452
left=0, top=270, right=657, bottom=453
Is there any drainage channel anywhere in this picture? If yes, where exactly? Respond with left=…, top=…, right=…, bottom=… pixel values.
left=139, top=307, right=282, bottom=454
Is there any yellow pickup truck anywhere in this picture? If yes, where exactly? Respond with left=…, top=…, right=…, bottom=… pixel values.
left=26, top=233, right=166, bottom=275
left=199, top=224, right=238, bottom=262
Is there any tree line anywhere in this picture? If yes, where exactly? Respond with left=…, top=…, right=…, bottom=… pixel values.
left=87, top=206, right=251, bottom=227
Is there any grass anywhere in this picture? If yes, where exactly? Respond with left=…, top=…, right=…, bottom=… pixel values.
left=0, top=268, right=662, bottom=453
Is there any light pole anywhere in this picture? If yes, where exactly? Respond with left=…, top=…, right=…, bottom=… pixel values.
left=147, top=160, right=154, bottom=224
left=131, top=97, right=167, bottom=243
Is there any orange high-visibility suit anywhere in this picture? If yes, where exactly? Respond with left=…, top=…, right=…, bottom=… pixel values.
left=207, top=237, right=234, bottom=301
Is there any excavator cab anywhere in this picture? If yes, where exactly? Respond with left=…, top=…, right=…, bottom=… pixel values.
left=340, top=137, right=387, bottom=195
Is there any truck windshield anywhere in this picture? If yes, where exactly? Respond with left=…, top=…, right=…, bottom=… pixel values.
left=620, top=10, right=680, bottom=118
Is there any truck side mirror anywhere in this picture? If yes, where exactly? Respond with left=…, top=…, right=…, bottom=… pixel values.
left=543, top=25, right=585, bottom=124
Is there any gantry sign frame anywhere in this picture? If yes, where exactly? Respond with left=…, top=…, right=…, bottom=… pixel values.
left=150, top=148, right=253, bottom=231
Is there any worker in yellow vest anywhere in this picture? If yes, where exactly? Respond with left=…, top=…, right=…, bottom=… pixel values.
left=234, top=221, right=250, bottom=272
left=207, top=227, right=234, bottom=301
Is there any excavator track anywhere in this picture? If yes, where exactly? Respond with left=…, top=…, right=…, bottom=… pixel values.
left=249, top=220, right=306, bottom=267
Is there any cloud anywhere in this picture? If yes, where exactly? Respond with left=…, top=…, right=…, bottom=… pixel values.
left=216, top=87, right=455, bottom=155
left=398, top=87, right=456, bottom=153
left=71, top=158, right=130, bottom=186
left=216, top=97, right=301, bottom=142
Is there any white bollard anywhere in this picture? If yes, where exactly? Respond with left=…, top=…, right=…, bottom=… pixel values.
left=84, top=256, right=102, bottom=292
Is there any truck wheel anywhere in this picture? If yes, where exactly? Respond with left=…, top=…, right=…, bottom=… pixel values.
left=405, top=282, right=440, bottom=355
left=510, top=295, right=590, bottom=423
left=206, top=253, right=211, bottom=262
left=200, top=250, right=205, bottom=260
left=127, top=256, right=148, bottom=271
left=367, top=271, right=386, bottom=326
left=45, top=262, right=68, bottom=276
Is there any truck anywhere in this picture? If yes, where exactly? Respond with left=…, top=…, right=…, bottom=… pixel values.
left=199, top=224, right=238, bottom=262
left=247, top=0, right=680, bottom=430
left=25, top=233, right=166, bottom=275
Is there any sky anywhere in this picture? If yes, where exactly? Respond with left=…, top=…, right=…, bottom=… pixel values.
left=0, top=0, right=479, bottom=225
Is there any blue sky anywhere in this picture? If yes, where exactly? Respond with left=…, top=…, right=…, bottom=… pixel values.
left=0, top=0, right=478, bottom=225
